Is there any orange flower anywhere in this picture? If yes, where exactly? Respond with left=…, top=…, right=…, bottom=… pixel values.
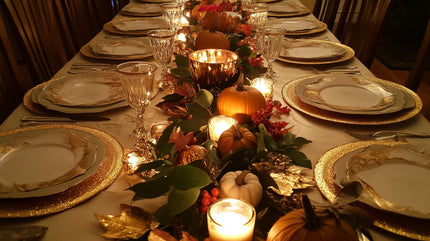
left=235, top=23, right=252, bottom=36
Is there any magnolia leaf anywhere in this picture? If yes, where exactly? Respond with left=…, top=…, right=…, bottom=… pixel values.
left=129, top=177, right=172, bottom=200
left=155, top=124, right=175, bottom=152
left=174, top=54, right=189, bottom=68
left=167, top=187, right=201, bottom=215
left=170, top=67, right=191, bottom=79
left=179, top=103, right=212, bottom=133
left=195, top=89, right=213, bottom=108
left=162, top=93, right=185, bottom=103
left=134, top=160, right=165, bottom=173
left=94, top=204, right=159, bottom=240
left=284, top=149, right=312, bottom=169
left=167, top=165, right=211, bottom=190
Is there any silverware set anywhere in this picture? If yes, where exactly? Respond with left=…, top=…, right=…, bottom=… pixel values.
left=347, top=130, right=430, bottom=140
left=68, top=63, right=116, bottom=74
left=20, top=116, right=111, bottom=126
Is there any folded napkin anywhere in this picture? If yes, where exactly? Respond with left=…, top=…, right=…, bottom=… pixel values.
left=122, top=3, right=162, bottom=14
left=112, top=18, right=166, bottom=31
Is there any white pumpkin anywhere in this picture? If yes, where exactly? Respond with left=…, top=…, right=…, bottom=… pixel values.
left=219, top=170, right=263, bottom=207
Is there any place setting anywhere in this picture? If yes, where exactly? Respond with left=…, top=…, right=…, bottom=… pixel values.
left=281, top=74, right=422, bottom=125
left=314, top=140, right=430, bottom=240
left=278, top=38, right=355, bottom=65
left=103, top=17, right=168, bottom=36
left=24, top=73, right=129, bottom=115
left=265, top=17, right=327, bottom=36
left=266, top=0, right=310, bottom=17
left=0, top=124, right=123, bottom=217
left=119, top=2, right=163, bottom=17
left=79, top=37, right=153, bottom=61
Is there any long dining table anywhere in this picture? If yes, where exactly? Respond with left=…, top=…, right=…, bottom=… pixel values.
left=1, top=0, right=429, bottom=240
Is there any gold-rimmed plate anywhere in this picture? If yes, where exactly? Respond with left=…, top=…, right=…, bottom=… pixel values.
left=267, top=18, right=327, bottom=36
left=267, top=1, right=310, bottom=17
left=103, top=18, right=167, bottom=36
left=282, top=75, right=422, bottom=125
left=314, top=140, right=430, bottom=240
left=278, top=39, right=355, bottom=65
left=80, top=44, right=152, bottom=61
left=119, top=3, right=162, bottom=17
left=0, top=124, right=123, bottom=217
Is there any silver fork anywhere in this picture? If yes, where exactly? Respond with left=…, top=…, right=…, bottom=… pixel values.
left=347, top=130, right=430, bottom=140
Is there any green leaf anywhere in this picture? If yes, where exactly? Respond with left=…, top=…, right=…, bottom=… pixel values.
left=167, top=165, right=211, bottom=190
left=155, top=124, right=175, bottom=151
left=256, top=132, right=266, bottom=154
left=284, top=149, right=312, bottom=169
left=167, top=187, right=200, bottom=215
left=179, top=103, right=212, bottom=133
left=195, top=89, right=214, bottom=108
left=162, top=93, right=185, bottom=102
left=174, top=54, right=189, bottom=68
left=134, top=160, right=165, bottom=173
left=154, top=204, right=173, bottom=225
left=129, top=177, right=172, bottom=200
left=170, top=66, right=191, bottom=79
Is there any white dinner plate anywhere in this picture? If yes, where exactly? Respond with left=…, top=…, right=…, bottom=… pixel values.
left=337, top=144, right=430, bottom=219
left=112, top=18, right=167, bottom=32
left=34, top=75, right=128, bottom=114
left=121, top=3, right=162, bottom=15
left=267, top=18, right=322, bottom=32
left=268, top=1, right=302, bottom=13
left=294, top=74, right=408, bottom=115
left=90, top=38, right=152, bottom=57
left=0, top=127, right=106, bottom=198
left=41, top=74, right=124, bottom=107
left=281, top=39, right=347, bottom=61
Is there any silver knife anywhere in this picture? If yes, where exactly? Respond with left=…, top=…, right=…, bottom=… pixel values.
left=21, top=116, right=111, bottom=122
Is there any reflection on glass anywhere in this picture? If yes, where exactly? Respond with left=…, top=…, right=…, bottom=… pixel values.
left=255, top=26, right=286, bottom=78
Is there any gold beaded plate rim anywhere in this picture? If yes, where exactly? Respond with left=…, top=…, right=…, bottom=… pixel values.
left=281, top=75, right=422, bottom=125
left=314, top=140, right=430, bottom=240
left=0, top=124, right=123, bottom=218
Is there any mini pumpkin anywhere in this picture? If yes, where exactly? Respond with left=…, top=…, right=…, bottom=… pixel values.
left=267, top=195, right=359, bottom=241
left=194, top=30, right=230, bottom=50
left=178, top=145, right=207, bottom=165
left=217, top=74, right=266, bottom=124
left=219, top=170, right=263, bottom=207
left=217, top=124, right=257, bottom=157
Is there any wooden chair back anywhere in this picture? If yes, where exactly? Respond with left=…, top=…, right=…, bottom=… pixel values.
left=404, top=17, right=430, bottom=91
left=335, top=0, right=393, bottom=67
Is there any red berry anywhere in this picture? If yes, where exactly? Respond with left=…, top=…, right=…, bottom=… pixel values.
left=210, top=196, right=218, bottom=203
left=200, top=190, right=210, bottom=199
left=199, top=205, right=208, bottom=213
left=211, top=188, right=219, bottom=197
left=201, top=197, right=211, bottom=206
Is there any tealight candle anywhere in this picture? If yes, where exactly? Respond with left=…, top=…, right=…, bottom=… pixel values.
left=122, top=149, right=152, bottom=175
left=207, top=198, right=256, bottom=241
left=250, top=77, right=274, bottom=101
left=208, top=115, right=238, bottom=142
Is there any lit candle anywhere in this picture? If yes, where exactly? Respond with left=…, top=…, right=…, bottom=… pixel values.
left=208, top=115, right=238, bottom=142
left=122, top=149, right=152, bottom=175
left=207, top=199, right=256, bottom=241
left=250, top=77, right=273, bottom=101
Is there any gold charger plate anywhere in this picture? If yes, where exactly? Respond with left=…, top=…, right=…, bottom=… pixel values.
left=282, top=75, right=422, bottom=125
left=23, top=82, right=53, bottom=114
left=278, top=40, right=355, bottom=65
left=268, top=7, right=310, bottom=17
left=314, top=140, right=430, bottom=240
left=120, top=10, right=162, bottom=17
left=0, top=124, right=123, bottom=218
left=285, top=22, right=327, bottom=36
left=80, top=44, right=152, bottom=61
left=103, top=21, right=150, bottom=36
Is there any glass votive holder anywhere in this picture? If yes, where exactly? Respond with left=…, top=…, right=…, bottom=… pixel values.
left=208, top=115, right=238, bottom=142
left=122, top=149, right=153, bottom=175
left=250, top=76, right=274, bottom=101
left=207, top=198, right=256, bottom=241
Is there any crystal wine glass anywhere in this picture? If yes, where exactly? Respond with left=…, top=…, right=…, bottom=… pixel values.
left=255, top=26, right=286, bottom=78
left=117, top=61, right=157, bottom=148
left=148, top=29, right=176, bottom=93
left=248, top=4, right=268, bottom=29
left=161, top=3, right=182, bottom=32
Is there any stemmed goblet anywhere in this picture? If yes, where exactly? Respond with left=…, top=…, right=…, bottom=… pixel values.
left=161, top=3, right=182, bottom=32
left=248, top=4, right=269, bottom=29
left=148, top=29, right=176, bottom=93
left=117, top=61, right=157, bottom=149
left=255, top=26, right=286, bottom=78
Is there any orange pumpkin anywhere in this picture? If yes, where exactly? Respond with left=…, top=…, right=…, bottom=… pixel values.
left=217, top=124, right=257, bottom=157
left=267, top=196, right=359, bottom=241
left=194, top=30, right=230, bottom=50
left=217, top=74, right=266, bottom=124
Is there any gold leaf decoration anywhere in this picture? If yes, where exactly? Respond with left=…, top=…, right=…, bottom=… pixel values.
left=269, top=165, right=315, bottom=196
left=94, top=204, right=159, bottom=240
